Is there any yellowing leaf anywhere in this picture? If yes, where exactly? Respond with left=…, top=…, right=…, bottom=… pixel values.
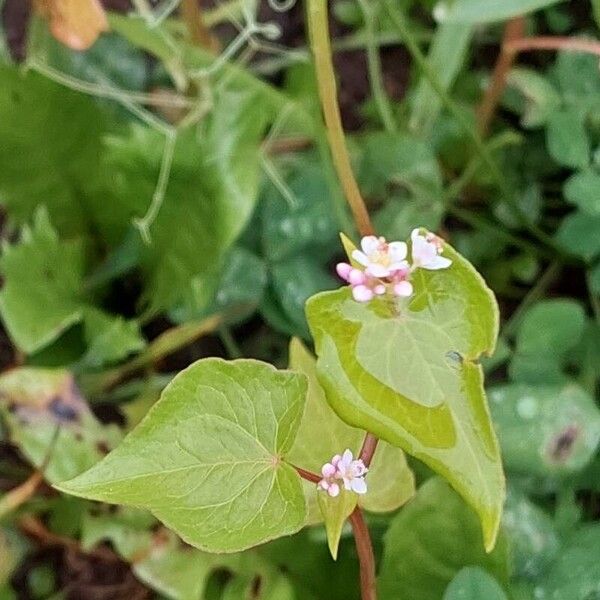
left=35, top=0, right=108, bottom=51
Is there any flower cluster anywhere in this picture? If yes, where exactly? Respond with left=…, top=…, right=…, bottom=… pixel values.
left=336, top=229, right=452, bottom=303
left=318, top=449, right=368, bottom=497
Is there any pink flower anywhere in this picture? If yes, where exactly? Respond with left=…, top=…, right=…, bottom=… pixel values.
left=351, top=236, right=408, bottom=278
left=410, top=229, right=452, bottom=271
left=318, top=449, right=368, bottom=497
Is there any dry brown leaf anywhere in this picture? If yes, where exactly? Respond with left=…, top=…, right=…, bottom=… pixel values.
left=35, top=0, right=109, bottom=51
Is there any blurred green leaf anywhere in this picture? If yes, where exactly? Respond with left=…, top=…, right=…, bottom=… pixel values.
left=171, top=247, right=267, bottom=325
left=287, top=339, right=415, bottom=524
left=0, top=528, right=28, bottom=586
left=93, top=88, right=269, bottom=314
left=378, top=478, right=509, bottom=600
left=539, top=525, right=600, bottom=599
left=502, top=486, right=560, bottom=580
left=261, top=158, right=339, bottom=262
left=0, top=65, right=106, bottom=236
left=306, top=238, right=503, bottom=551
left=442, top=567, right=507, bottom=600
left=594, top=0, right=600, bottom=28
left=271, top=255, right=338, bottom=339
left=556, top=212, right=600, bottom=262
left=0, top=368, right=121, bottom=483
left=0, top=208, right=85, bottom=354
left=506, top=68, right=561, bottom=128
left=410, top=22, right=473, bottom=134
left=359, top=132, right=443, bottom=200
left=82, top=308, right=145, bottom=368
left=434, top=0, right=566, bottom=23
left=489, top=383, right=600, bottom=478
left=546, top=107, right=590, bottom=169
left=509, top=299, right=586, bottom=383
left=563, top=169, right=600, bottom=216
left=58, top=359, right=308, bottom=553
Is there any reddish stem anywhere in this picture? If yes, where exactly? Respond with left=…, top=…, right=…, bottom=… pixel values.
left=293, top=465, right=322, bottom=484
left=505, top=36, right=600, bottom=57
left=349, top=508, right=377, bottom=600
left=477, top=16, right=526, bottom=136
left=359, top=433, right=379, bottom=468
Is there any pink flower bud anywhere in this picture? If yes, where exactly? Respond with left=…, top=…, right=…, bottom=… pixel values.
left=352, top=285, right=374, bottom=302
left=393, top=280, right=414, bottom=297
left=336, top=262, right=352, bottom=281
left=348, top=268, right=367, bottom=286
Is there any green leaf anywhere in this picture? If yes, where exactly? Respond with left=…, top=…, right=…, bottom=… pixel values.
left=0, top=528, right=28, bottom=586
left=287, top=339, right=415, bottom=522
left=261, top=158, right=339, bottom=262
left=509, top=299, right=586, bottom=383
left=410, top=22, right=473, bottom=134
left=94, top=89, right=269, bottom=313
left=506, top=68, right=561, bottom=128
left=0, top=208, right=85, bottom=353
left=434, top=0, right=566, bottom=23
left=443, top=567, right=507, bottom=600
left=0, top=368, right=121, bottom=483
left=271, top=256, right=338, bottom=339
left=378, top=478, right=509, bottom=600
left=556, top=212, right=600, bottom=262
left=57, top=359, right=308, bottom=553
left=502, top=486, right=560, bottom=580
left=317, top=491, right=357, bottom=560
left=170, top=247, right=267, bottom=325
left=489, top=383, right=600, bottom=478
left=0, top=65, right=106, bottom=236
left=594, top=0, right=600, bottom=28
left=540, top=525, right=600, bottom=599
left=563, top=169, right=600, bottom=216
left=82, top=308, right=146, bottom=367
left=306, top=238, right=504, bottom=551
left=546, top=108, right=590, bottom=169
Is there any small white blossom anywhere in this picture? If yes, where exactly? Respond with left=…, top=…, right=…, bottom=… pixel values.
left=410, top=229, right=452, bottom=271
left=351, top=236, right=408, bottom=278
left=318, top=449, right=368, bottom=497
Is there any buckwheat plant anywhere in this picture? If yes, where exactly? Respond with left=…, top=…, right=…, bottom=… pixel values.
left=55, top=3, right=504, bottom=600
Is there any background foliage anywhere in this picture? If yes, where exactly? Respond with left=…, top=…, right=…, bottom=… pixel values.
left=0, top=0, right=600, bottom=598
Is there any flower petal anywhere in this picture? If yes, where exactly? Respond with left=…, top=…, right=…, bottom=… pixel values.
left=352, top=250, right=370, bottom=267
left=360, top=236, right=380, bottom=255
left=351, top=477, right=367, bottom=494
left=422, top=255, right=452, bottom=270
left=348, top=269, right=367, bottom=286
left=388, top=241, right=407, bottom=262
left=366, top=263, right=390, bottom=278
left=322, top=463, right=336, bottom=478
left=342, top=449, right=354, bottom=467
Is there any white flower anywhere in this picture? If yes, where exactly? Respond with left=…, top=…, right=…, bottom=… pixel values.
left=410, top=229, right=452, bottom=271
left=352, top=236, right=408, bottom=278
left=318, top=449, right=368, bottom=497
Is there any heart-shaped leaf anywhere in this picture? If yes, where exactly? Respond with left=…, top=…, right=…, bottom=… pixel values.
left=306, top=238, right=504, bottom=550
left=57, top=359, right=308, bottom=553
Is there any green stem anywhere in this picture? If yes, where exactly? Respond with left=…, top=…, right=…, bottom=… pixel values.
left=307, top=0, right=374, bottom=236
left=357, top=0, right=397, bottom=133
left=383, top=1, right=563, bottom=257
left=219, top=326, right=243, bottom=359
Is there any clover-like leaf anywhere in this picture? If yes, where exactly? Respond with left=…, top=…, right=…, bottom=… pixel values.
left=57, top=359, right=308, bottom=553
left=378, top=478, right=509, bottom=600
left=306, top=237, right=504, bottom=551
